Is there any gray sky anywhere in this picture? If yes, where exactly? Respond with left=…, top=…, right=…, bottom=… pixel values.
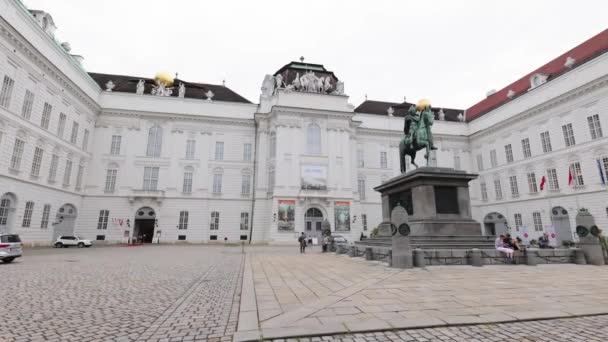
left=23, top=0, right=608, bottom=109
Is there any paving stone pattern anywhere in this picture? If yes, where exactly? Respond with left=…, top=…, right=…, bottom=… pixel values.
left=0, top=245, right=243, bottom=342
left=270, top=315, right=608, bottom=341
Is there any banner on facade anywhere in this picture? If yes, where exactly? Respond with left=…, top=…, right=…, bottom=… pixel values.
left=519, top=226, right=530, bottom=245
left=335, top=201, right=351, bottom=231
left=277, top=200, right=295, bottom=231
left=301, top=165, right=327, bottom=190
left=545, top=225, right=558, bottom=247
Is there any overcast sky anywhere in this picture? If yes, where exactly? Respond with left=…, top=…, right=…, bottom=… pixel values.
left=23, top=0, right=608, bottom=109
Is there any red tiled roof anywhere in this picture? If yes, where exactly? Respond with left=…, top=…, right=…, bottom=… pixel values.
left=466, top=29, right=608, bottom=122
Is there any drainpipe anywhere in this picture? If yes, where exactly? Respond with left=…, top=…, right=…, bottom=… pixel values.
left=248, top=118, right=259, bottom=244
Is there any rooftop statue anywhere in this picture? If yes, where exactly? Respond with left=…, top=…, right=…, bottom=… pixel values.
left=399, top=99, right=437, bottom=172
left=178, top=82, right=186, bottom=98
left=136, top=79, right=145, bottom=95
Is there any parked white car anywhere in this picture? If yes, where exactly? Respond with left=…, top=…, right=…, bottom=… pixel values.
left=0, top=234, right=23, bottom=263
left=332, top=235, right=348, bottom=243
left=54, top=236, right=92, bottom=248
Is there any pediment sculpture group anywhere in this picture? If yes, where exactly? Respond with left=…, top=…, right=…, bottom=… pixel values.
left=262, top=71, right=345, bottom=97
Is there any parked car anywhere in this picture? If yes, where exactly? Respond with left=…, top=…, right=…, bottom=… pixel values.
left=54, top=236, right=92, bottom=248
left=332, top=235, right=348, bottom=243
left=0, top=234, right=23, bottom=263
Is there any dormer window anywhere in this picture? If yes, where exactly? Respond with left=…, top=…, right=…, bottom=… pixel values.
left=529, top=73, right=548, bottom=89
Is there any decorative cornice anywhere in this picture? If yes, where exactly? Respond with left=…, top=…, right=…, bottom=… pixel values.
left=99, top=109, right=255, bottom=128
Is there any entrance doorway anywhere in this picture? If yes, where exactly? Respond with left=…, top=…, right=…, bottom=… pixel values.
left=52, top=204, right=77, bottom=240
left=483, top=212, right=508, bottom=236
left=0, top=193, right=17, bottom=234
left=551, top=206, right=573, bottom=244
left=134, top=207, right=156, bottom=243
left=304, top=208, right=324, bottom=243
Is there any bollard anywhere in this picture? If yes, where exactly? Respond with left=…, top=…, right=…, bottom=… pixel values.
left=365, top=247, right=373, bottom=261
left=470, top=248, right=483, bottom=267
left=414, top=249, right=425, bottom=268
left=525, top=248, right=538, bottom=266
left=574, top=248, right=587, bottom=265
left=349, top=245, right=357, bottom=257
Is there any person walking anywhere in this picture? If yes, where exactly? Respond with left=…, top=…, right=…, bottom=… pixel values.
left=298, top=232, right=307, bottom=253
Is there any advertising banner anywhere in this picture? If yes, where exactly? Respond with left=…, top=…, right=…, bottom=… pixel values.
left=545, top=225, right=558, bottom=247
left=335, top=201, right=351, bottom=231
left=519, top=226, right=530, bottom=245
left=301, top=165, right=327, bottom=190
left=277, top=200, right=295, bottom=231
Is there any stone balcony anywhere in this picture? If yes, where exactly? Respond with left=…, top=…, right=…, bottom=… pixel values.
left=128, top=189, right=165, bottom=203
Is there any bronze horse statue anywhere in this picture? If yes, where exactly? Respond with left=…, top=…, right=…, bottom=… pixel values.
left=399, top=104, right=436, bottom=173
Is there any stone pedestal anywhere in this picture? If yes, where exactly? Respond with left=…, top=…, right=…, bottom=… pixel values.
left=579, top=236, right=605, bottom=266
left=374, top=167, right=481, bottom=236
left=392, top=236, right=413, bottom=269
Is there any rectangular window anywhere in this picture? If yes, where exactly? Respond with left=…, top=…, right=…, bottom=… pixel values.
left=547, top=168, right=559, bottom=190
left=57, top=113, right=67, bottom=138
left=213, top=174, right=222, bottom=193
left=241, top=174, right=251, bottom=195
left=183, top=171, right=193, bottom=193
left=30, top=147, right=44, bottom=177
left=48, top=154, right=59, bottom=182
left=63, top=160, right=73, bottom=186
left=21, top=90, right=35, bottom=119
left=489, top=150, right=497, bottom=168
left=215, top=141, right=224, bottom=160
left=476, top=154, right=484, bottom=171
left=362, top=214, right=367, bottom=231
left=521, top=138, right=532, bottom=158
left=453, top=155, right=461, bottom=170
left=178, top=211, right=189, bottom=229
left=509, top=175, right=519, bottom=197
left=82, top=129, right=89, bottom=151
left=143, top=167, right=159, bottom=190
left=270, top=133, right=276, bottom=158
left=210, top=211, right=219, bottom=230
left=10, top=139, right=25, bottom=170
left=110, top=135, right=122, bottom=155
left=562, top=123, right=576, bottom=147
left=243, top=143, right=252, bottom=161
left=540, top=131, right=552, bottom=153
left=0, top=75, right=15, bottom=108
left=533, top=212, right=543, bottom=231
left=40, top=204, right=51, bottom=229
left=380, top=151, right=388, bottom=169
left=240, top=212, right=249, bottom=230
left=504, top=144, right=514, bottom=163
left=97, top=210, right=109, bottom=230
left=480, top=182, right=488, bottom=201
left=356, top=149, right=364, bottom=168
left=105, top=169, right=117, bottom=192
left=40, top=102, right=52, bottom=129
left=494, top=179, right=503, bottom=200
left=75, top=165, right=84, bottom=190
left=587, top=114, right=603, bottom=140
left=22, top=201, right=34, bottom=228
left=185, top=139, right=195, bottom=159
left=358, top=179, right=366, bottom=200
left=70, top=121, right=79, bottom=144
left=602, top=157, right=608, bottom=183
left=569, top=162, right=584, bottom=186
left=527, top=172, right=538, bottom=193
left=514, top=213, right=523, bottom=232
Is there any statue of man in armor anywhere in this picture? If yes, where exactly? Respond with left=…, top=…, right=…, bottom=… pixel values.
left=403, top=105, right=420, bottom=149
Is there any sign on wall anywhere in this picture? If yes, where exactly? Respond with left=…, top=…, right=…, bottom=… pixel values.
left=301, top=165, right=327, bottom=190
left=335, top=201, right=350, bottom=231
left=545, top=225, right=558, bottom=247
left=277, top=200, right=295, bottom=231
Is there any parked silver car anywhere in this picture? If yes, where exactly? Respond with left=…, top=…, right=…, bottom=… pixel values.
left=0, top=234, right=23, bottom=263
left=54, top=235, right=92, bottom=248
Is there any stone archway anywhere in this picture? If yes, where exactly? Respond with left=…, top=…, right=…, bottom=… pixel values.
left=304, top=207, right=324, bottom=244
left=52, top=204, right=78, bottom=240
left=551, top=206, right=573, bottom=244
left=133, top=207, right=156, bottom=243
left=0, top=192, right=17, bottom=234
left=483, top=212, right=508, bottom=236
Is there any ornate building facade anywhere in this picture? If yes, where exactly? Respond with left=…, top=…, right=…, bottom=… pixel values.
left=1, top=2, right=607, bottom=245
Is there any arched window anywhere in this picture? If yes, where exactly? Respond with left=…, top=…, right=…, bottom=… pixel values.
left=306, top=123, right=321, bottom=155
left=146, top=125, right=163, bottom=157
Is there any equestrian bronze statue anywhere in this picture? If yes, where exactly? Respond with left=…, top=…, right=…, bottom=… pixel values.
left=399, top=99, right=437, bottom=173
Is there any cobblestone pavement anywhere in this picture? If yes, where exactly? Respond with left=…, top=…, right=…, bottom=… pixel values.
left=270, top=315, right=608, bottom=341
left=0, top=245, right=244, bottom=342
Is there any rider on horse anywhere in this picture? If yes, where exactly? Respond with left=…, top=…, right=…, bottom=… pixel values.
left=402, top=105, right=437, bottom=151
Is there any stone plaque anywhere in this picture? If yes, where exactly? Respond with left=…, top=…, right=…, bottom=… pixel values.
left=434, top=186, right=459, bottom=214
left=377, top=221, right=396, bottom=237
left=391, top=205, right=409, bottom=229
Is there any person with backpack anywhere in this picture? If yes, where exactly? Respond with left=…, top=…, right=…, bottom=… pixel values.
left=298, top=232, right=307, bottom=253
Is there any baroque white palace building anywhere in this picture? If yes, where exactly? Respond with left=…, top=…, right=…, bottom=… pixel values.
left=1, top=1, right=607, bottom=245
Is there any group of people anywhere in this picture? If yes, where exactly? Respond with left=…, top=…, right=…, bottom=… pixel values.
left=297, top=232, right=332, bottom=253
left=494, top=234, right=522, bottom=261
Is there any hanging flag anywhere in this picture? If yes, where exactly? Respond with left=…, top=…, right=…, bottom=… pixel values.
left=598, top=159, right=607, bottom=185
left=540, top=175, right=547, bottom=191
left=568, top=167, right=574, bottom=187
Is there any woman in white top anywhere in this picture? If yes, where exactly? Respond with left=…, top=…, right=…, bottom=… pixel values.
left=495, top=234, right=514, bottom=259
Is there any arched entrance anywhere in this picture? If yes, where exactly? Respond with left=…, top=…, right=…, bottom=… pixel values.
left=304, top=208, right=324, bottom=242
left=0, top=193, right=17, bottom=234
left=52, top=204, right=77, bottom=240
left=483, top=212, right=508, bottom=236
left=134, top=207, right=156, bottom=243
left=551, top=206, right=573, bottom=243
